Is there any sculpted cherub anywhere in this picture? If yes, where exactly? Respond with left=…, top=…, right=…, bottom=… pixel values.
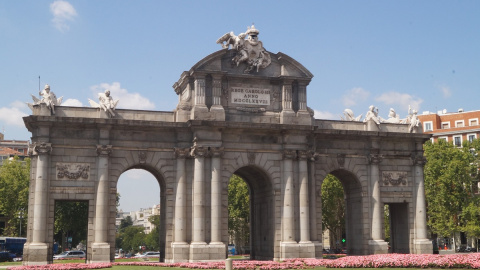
left=28, top=84, right=63, bottom=114
left=88, top=90, right=119, bottom=118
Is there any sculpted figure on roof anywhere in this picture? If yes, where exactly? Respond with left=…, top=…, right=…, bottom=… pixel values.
left=217, top=25, right=271, bottom=73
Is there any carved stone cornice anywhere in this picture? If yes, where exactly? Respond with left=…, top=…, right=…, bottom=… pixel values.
left=368, top=154, right=383, bottom=165
left=190, top=146, right=208, bottom=158
left=174, top=148, right=190, bottom=159
left=96, top=145, right=112, bottom=157
left=33, top=142, right=52, bottom=156
left=411, top=154, right=427, bottom=166
left=283, top=150, right=296, bottom=160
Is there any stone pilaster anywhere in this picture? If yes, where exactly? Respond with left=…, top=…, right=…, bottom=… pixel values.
left=24, top=142, right=52, bottom=265
left=172, top=148, right=190, bottom=262
left=412, top=153, right=433, bottom=254
left=210, top=75, right=225, bottom=121
left=210, top=147, right=224, bottom=244
left=91, top=144, right=112, bottom=263
left=280, top=80, right=295, bottom=124
left=295, top=82, right=312, bottom=125
left=368, top=153, right=388, bottom=254
left=191, top=74, right=209, bottom=120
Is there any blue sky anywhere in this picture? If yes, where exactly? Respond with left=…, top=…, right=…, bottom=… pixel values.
left=1, top=1, right=479, bottom=211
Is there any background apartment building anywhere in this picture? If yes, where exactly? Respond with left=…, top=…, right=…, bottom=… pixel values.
left=418, top=109, right=480, bottom=146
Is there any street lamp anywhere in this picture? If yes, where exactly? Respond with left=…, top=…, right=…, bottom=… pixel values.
left=18, top=209, right=24, bottom=237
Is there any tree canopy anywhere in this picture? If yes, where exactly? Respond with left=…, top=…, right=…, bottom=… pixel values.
left=321, top=174, right=345, bottom=248
left=228, top=174, right=250, bottom=253
left=0, top=157, right=30, bottom=236
left=424, top=139, right=480, bottom=239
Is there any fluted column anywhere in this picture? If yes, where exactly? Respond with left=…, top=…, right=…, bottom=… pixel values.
left=282, top=150, right=296, bottom=243
left=194, top=75, right=206, bottom=106
left=298, top=151, right=311, bottom=243
left=32, top=142, right=52, bottom=244
left=212, top=76, right=222, bottom=106
left=297, top=82, right=308, bottom=112
left=174, top=148, right=189, bottom=244
left=191, top=146, right=208, bottom=244
left=94, top=144, right=112, bottom=244
left=210, top=147, right=224, bottom=244
left=282, top=81, right=293, bottom=111
left=369, top=153, right=383, bottom=241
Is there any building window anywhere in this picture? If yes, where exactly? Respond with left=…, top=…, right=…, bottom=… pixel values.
left=455, top=120, right=464, bottom=128
left=438, top=136, right=448, bottom=142
left=453, top=136, right=462, bottom=147
left=424, top=121, right=433, bottom=131
left=469, top=118, right=478, bottom=126
left=468, top=133, right=477, bottom=142
left=441, top=122, right=450, bottom=129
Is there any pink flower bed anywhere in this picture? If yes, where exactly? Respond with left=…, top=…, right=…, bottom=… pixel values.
left=8, top=253, right=480, bottom=270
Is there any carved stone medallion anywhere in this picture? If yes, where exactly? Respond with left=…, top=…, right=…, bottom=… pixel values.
left=56, top=163, right=90, bottom=180
left=382, top=171, right=407, bottom=186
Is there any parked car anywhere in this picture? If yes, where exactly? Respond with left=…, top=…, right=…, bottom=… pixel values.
left=0, top=252, right=13, bottom=262
left=53, top=250, right=86, bottom=259
left=138, top=251, right=160, bottom=257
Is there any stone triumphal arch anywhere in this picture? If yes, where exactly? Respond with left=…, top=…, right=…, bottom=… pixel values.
left=23, top=26, right=432, bottom=265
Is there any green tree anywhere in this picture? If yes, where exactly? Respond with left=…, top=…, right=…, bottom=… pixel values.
left=228, top=174, right=250, bottom=254
left=424, top=139, right=477, bottom=239
left=54, top=201, right=88, bottom=251
left=120, top=226, right=145, bottom=253
left=321, top=174, right=345, bottom=249
left=144, top=215, right=160, bottom=251
left=0, top=156, right=30, bottom=236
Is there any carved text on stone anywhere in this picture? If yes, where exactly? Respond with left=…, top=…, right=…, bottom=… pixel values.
left=231, top=87, right=271, bottom=105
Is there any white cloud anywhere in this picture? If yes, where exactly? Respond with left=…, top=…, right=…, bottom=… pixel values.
left=375, top=91, right=423, bottom=111
left=90, top=82, right=155, bottom=110
left=62, top=98, right=83, bottom=107
left=342, top=87, right=370, bottom=107
left=0, top=101, right=29, bottom=127
left=50, top=0, right=77, bottom=32
left=313, top=110, right=338, bottom=120
left=440, top=85, right=451, bottom=98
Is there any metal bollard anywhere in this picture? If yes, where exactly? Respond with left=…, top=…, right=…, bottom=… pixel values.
left=225, top=258, right=233, bottom=270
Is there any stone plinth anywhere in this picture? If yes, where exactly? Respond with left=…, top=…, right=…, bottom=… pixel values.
left=280, top=242, right=299, bottom=259
left=368, top=240, right=388, bottom=254
left=22, top=243, right=49, bottom=265
left=171, top=243, right=190, bottom=262
left=90, top=242, right=110, bottom=263
left=414, top=239, right=433, bottom=254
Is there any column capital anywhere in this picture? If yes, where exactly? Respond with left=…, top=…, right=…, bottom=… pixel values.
left=297, top=150, right=311, bottom=161
left=32, top=142, right=52, bottom=156
left=190, top=146, right=208, bottom=157
left=174, top=147, right=190, bottom=159
left=368, top=153, right=383, bottom=164
left=96, top=145, right=112, bottom=157
left=411, top=154, right=427, bottom=166
left=283, top=149, right=296, bottom=160
left=210, top=147, right=224, bottom=158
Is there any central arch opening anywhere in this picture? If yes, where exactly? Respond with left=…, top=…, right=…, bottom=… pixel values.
left=229, top=165, right=274, bottom=260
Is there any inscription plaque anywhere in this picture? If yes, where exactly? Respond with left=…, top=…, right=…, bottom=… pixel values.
left=231, top=87, right=270, bottom=105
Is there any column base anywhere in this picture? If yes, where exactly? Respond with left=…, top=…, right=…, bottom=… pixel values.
left=312, top=241, right=324, bottom=259
left=298, top=241, right=315, bottom=258
left=280, top=110, right=296, bottom=124
left=209, top=242, right=226, bottom=260
left=22, top=242, right=49, bottom=265
left=171, top=242, right=190, bottom=262
left=414, top=239, right=433, bottom=254
left=191, top=105, right=209, bottom=120
left=210, top=105, right=225, bottom=121
left=90, top=242, right=111, bottom=263
left=296, top=110, right=313, bottom=125
left=368, top=240, right=388, bottom=254
left=189, top=242, right=209, bottom=261
left=280, top=241, right=299, bottom=259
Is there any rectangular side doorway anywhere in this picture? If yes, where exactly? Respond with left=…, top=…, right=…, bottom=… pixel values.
left=389, top=203, right=409, bottom=253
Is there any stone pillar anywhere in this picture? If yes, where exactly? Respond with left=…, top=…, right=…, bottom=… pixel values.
left=298, top=151, right=315, bottom=258
left=172, top=148, right=190, bottom=262
left=412, top=153, right=433, bottom=253
left=280, top=80, right=295, bottom=124
left=91, top=144, right=112, bottom=263
left=191, top=74, right=209, bottom=119
left=190, top=146, right=209, bottom=260
left=308, top=153, right=323, bottom=258
left=368, top=153, right=388, bottom=254
left=25, top=142, right=52, bottom=265
left=280, top=150, right=299, bottom=259
left=209, top=147, right=226, bottom=260
left=210, top=147, right=223, bottom=243
left=210, top=75, right=225, bottom=120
